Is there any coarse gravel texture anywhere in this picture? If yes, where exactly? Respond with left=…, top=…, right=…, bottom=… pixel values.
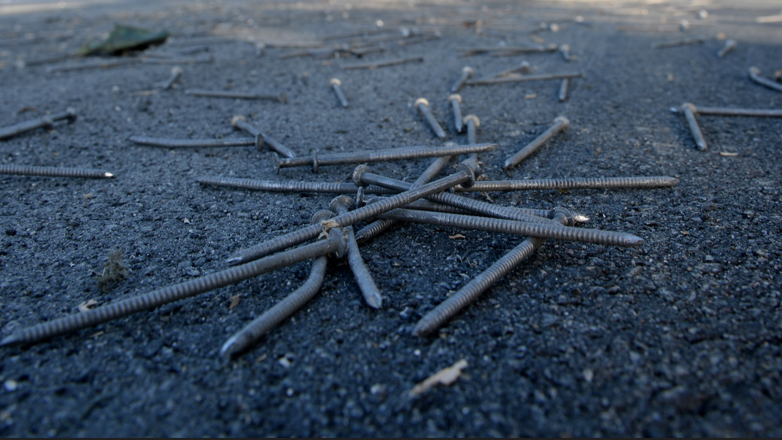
left=0, top=0, right=781, bottom=436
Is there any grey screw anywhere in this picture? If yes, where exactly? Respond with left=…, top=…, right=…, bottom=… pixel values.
left=330, top=78, right=349, bottom=108
left=185, top=89, right=288, bottom=103
left=748, top=67, right=782, bottom=93
left=450, top=66, right=474, bottom=93
left=220, top=211, right=334, bottom=357
left=415, top=98, right=446, bottom=140
left=558, top=78, right=570, bottom=102
left=341, top=56, right=424, bottom=70
left=458, top=44, right=557, bottom=57
left=505, top=116, right=570, bottom=169
left=162, top=66, right=183, bottom=89
left=463, top=115, right=480, bottom=162
left=377, top=208, right=643, bottom=247
left=474, top=61, right=532, bottom=82
left=276, top=142, right=496, bottom=172
left=129, top=135, right=256, bottom=149
left=0, top=228, right=347, bottom=347
left=331, top=197, right=383, bottom=309
left=197, top=176, right=396, bottom=195
left=0, top=165, right=114, bottom=179
left=454, top=176, right=680, bottom=192
left=681, top=103, right=707, bottom=150
left=675, top=104, right=782, bottom=118
left=231, top=116, right=296, bottom=158
left=46, top=58, right=140, bottom=73
left=143, top=55, right=213, bottom=65
left=412, top=211, right=570, bottom=336
left=651, top=37, right=705, bottom=49
left=468, top=71, right=581, bottom=86
left=717, top=39, right=736, bottom=58
left=0, top=108, right=77, bottom=141
left=559, top=44, right=571, bottom=61
left=449, top=94, right=464, bottom=133
left=225, top=163, right=480, bottom=265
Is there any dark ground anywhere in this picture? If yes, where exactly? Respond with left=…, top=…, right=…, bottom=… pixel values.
left=0, top=0, right=781, bottom=436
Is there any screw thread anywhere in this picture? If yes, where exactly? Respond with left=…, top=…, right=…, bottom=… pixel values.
left=0, top=165, right=113, bottom=179
left=0, top=110, right=75, bottom=140
left=457, top=176, right=680, bottom=192
left=129, top=136, right=256, bottom=148
left=355, top=219, right=397, bottom=242
left=198, top=176, right=396, bottom=195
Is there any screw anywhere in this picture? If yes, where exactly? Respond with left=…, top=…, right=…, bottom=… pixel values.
left=331, top=197, right=383, bottom=309
left=673, top=104, right=782, bottom=118
left=479, top=61, right=533, bottom=82
left=454, top=176, right=680, bottom=192
left=651, top=37, right=705, bottom=49
left=559, top=44, right=571, bottom=61
left=330, top=78, right=349, bottom=108
left=462, top=115, right=480, bottom=162
left=558, top=78, right=571, bottom=102
left=46, top=58, right=140, bottom=73
left=276, top=142, right=496, bottom=172
left=142, top=55, right=213, bottom=65
left=450, top=66, right=474, bottom=93
left=504, top=116, right=570, bottom=169
left=415, top=98, right=446, bottom=140
left=225, top=164, right=480, bottom=265
left=220, top=211, right=334, bottom=357
left=748, top=67, right=782, bottom=93
left=185, top=89, right=288, bottom=103
left=717, top=39, right=736, bottom=58
left=0, top=228, right=347, bottom=347
left=341, top=56, right=424, bottom=70
left=0, top=164, right=114, bottom=179
left=458, top=44, right=557, bottom=57
left=680, top=103, right=707, bottom=150
left=197, top=176, right=397, bottom=195
left=412, top=211, right=570, bottom=336
left=467, top=72, right=581, bottom=86
left=377, top=208, right=643, bottom=247
left=129, top=135, right=257, bottom=149
left=161, top=66, right=183, bottom=89
left=0, top=108, right=77, bottom=141
left=231, top=116, right=296, bottom=158
left=449, top=94, right=464, bottom=133
left=490, top=43, right=559, bottom=57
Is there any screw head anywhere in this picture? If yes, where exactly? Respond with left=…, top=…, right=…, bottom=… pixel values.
left=554, top=116, right=571, bottom=131
left=352, top=164, right=371, bottom=187
left=278, top=92, right=288, bottom=104
left=462, top=66, right=474, bottom=76
left=230, top=115, right=246, bottom=127
left=330, top=78, right=342, bottom=86
left=462, top=114, right=480, bottom=129
left=311, top=210, right=334, bottom=224
left=329, top=195, right=355, bottom=213
left=414, top=97, right=430, bottom=108
left=748, top=66, right=760, bottom=77
left=448, top=94, right=462, bottom=104
left=454, top=159, right=481, bottom=188
left=681, top=102, right=697, bottom=113
left=171, top=66, right=183, bottom=75
left=559, top=44, right=570, bottom=52
left=65, top=107, right=78, bottom=122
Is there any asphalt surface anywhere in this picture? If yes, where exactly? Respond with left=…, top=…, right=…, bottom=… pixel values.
left=0, top=0, right=781, bottom=436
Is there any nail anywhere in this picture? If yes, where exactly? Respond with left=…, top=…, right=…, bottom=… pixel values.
left=46, top=58, right=140, bottom=73
left=220, top=211, right=334, bottom=357
left=681, top=103, right=707, bottom=150
left=454, top=176, right=680, bottom=192
left=462, top=115, right=480, bottom=162
left=231, top=115, right=296, bottom=158
left=226, top=164, right=480, bottom=265
left=559, top=44, right=571, bottom=61
left=717, top=39, right=736, bottom=58
left=142, top=55, right=213, bottom=65
left=276, top=143, right=496, bottom=172
left=331, top=196, right=383, bottom=309
left=197, top=176, right=397, bottom=195
left=748, top=67, right=782, bottom=93
left=161, top=66, right=183, bottom=89
left=678, top=104, right=782, bottom=118
left=459, top=44, right=556, bottom=57
left=558, top=78, right=570, bottom=102
left=449, top=94, right=463, bottom=133
left=651, top=37, right=705, bottom=49
left=0, top=164, right=113, bottom=179
left=450, top=66, right=474, bottom=93
left=186, top=89, right=288, bottom=103
left=129, top=135, right=256, bottom=148
left=0, top=108, right=77, bottom=141
left=330, top=78, right=349, bottom=108
left=0, top=228, right=347, bottom=347
left=490, top=43, right=559, bottom=57
left=341, top=56, right=424, bottom=70
left=504, top=116, right=570, bottom=169
left=415, top=98, right=446, bottom=140
left=474, top=61, right=532, bottom=81
left=468, top=72, right=581, bottom=86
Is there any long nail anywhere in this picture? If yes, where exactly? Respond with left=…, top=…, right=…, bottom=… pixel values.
left=197, top=176, right=396, bottom=195
left=468, top=72, right=581, bottom=86
left=341, top=56, right=424, bottom=70
left=186, top=89, right=288, bottom=103
left=129, top=135, right=256, bottom=148
left=748, top=67, right=782, bottom=93
left=0, top=229, right=347, bottom=347
left=681, top=103, right=707, bottom=150
left=450, top=66, right=473, bottom=93
left=415, top=98, right=447, bottom=140
left=449, top=94, right=463, bottom=132
left=0, top=164, right=113, bottom=179
left=462, top=115, right=480, bottom=162
left=504, top=116, right=570, bottom=169
left=0, top=108, right=77, bottom=141
left=46, top=58, right=139, bottom=73
left=454, top=176, right=679, bottom=192
left=231, top=115, right=296, bottom=158
left=161, top=66, right=183, bottom=89
left=474, top=61, right=531, bottom=81
left=330, top=78, right=349, bottom=107
left=717, top=39, right=736, bottom=58
left=681, top=105, right=782, bottom=118
left=143, top=55, right=213, bottom=65
left=558, top=78, right=570, bottom=102
left=651, top=37, right=704, bottom=49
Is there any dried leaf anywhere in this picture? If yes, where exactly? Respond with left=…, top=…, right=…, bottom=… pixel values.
left=229, top=294, right=242, bottom=310
left=90, top=330, right=104, bottom=339
left=83, top=193, right=94, bottom=199
left=681, top=231, right=689, bottom=236
left=448, top=234, right=465, bottom=240
left=78, top=299, right=98, bottom=312
left=409, top=359, right=468, bottom=397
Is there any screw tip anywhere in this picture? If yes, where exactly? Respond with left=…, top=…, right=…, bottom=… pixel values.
left=626, top=234, right=645, bottom=247
left=225, top=256, right=243, bottom=266
left=366, top=293, right=383, bottom=309
left=0, top=335, right=18, bottom=347
left=103, top=172, right=114, bottom=178
left=220, top=335, right=240, bottom=357
left=412, top=321, right=432, bottom=337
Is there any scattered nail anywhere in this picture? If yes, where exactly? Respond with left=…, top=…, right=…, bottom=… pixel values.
left=504, top=116, right=570, bottom=169
left=231, top=115, right=296, bottom=158
left=0, top=108, right=77, bottom=141
left=748, top=67, right=782, bottom=93
left=330, top=78, right=349, bottom=107
left=341, top=56, right=423, bottom=70
left=558, top=78, right=570, bottom=102
left=651, top=37, right=705, bottom=49
left=448, top=94, right=463, bottom=133
left=415, top=98, right=447, bottom=140
left=681, top=103, right=707, bottom=151
left=0, top=164, right=113, bottom=179
left=161, top=66, right=183, bottom=89
left=717, top=39, right=736, bottom=58
left=450, top=66, right=473, bottom=93
left=129, top=135, right=256, bottom=148
left=185, top=89, right=288, bottom=103
left=559, top=44, right=571, bottom=61
left=454, top=176, right=680, bottom=192
left=468, top=71, right=581, bottom=86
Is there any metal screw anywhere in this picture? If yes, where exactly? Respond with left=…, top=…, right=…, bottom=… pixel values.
left=276, top=142, right=496, bottom=172
left=220, top=211, right=334, bottom=357
left=46, top=58, right=140, bottom=73
left=463, top=115, right=480, bottom=162
left=0, top=228, right=347, bottom=347
left=467, top=71, right=581, bottom=86
left=450, top=66, right=474, bottom=93
left=458, top=44, right=557, bottom=57
left=680, top=103, right=707, bottom=150
left=412, top=211, right=570, bottom=337
left=341, top=56, right=424, bottom=70
left=415, top=98, right=446, bottom=140
left=504, top=116, right=570, bottom=169
left=454, top=176, right=679, bottom=192
left=330, top=78, right=349, bottom=108
left=197, top=176, right=396, bottom=195
left=474, top=61, right=532, bottom=82
left=185, top=89, right=288, bottom=104
left=142, top=55, right=213, bottom=65
left=231, top=115, right=296, bottom=158
left=651, top=37, right=705, bottom=49
left=448, top=94, right=464, bottom=133
left=559, top=44, right=571, bottom=61
left=331, top=196, right=383, bottom=309
left=161, top=66, right=183, bottom=89
left=0, top=108, right=77, bottom=141
left=748, top=67, right=782, bottom=93
left=0, top=164, right=113, bottom=179
left=674, top=104, right=782, bottom=118
left=129, top=135, right=256, bottom=149
left=225, top=164, right=480, bottom=265
left=717, top=39, right=736, bottom=58
left=558, top=78, right=570, bottom=102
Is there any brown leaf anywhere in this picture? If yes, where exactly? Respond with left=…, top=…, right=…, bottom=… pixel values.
left=448, top=234, right=465, bottom=240
left=409, top=359, right=468, bottom=397
left=229, top=294, right=242, bottom=310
